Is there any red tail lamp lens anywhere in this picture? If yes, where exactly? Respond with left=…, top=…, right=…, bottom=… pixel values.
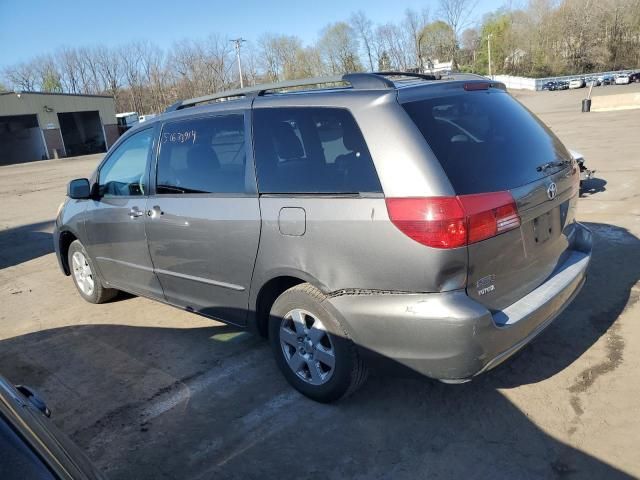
left=385, top=197, right=467, bottom=248
left=386, top=192, right=520, bottom=249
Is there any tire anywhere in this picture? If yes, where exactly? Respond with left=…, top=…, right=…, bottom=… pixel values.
left=268, top=283, right=368, bottom=403
left=68, top=240, right=118, bottom=304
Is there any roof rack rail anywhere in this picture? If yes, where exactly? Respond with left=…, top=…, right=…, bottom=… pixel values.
left=373, top=71, right=440, bottom=81
left=165, top=72, right=400, bottom=112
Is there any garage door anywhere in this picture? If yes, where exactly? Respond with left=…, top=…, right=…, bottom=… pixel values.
left=58, top=111, right=107, bottom=157
left=0, top=115, right=47, bottom=165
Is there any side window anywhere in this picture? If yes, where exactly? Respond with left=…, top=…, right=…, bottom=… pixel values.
left=99, top=129, right=153, bottom=197
left=156, top=114, right=247, bottom=194
left=253, top=107, right=382, bottom=194
left=0, top=416, right=56, bottom=480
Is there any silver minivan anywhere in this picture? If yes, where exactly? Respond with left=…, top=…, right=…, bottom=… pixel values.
left=54, top=72, right=592, bottom=402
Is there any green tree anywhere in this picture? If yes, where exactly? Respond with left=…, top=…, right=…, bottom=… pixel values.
left=476, top=13, right=512, bottom=75
left=41, top=70, right=63, bottom=92
left=421, top=21, right=457, bottom=63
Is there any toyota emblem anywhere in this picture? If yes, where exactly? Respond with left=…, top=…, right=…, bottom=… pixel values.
left=547, top=182, right=557, bottom=200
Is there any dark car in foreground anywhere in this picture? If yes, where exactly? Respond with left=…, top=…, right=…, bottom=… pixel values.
left=0, top=375, right=102, bottom=479
left=54, top=72, right=592, bottom=402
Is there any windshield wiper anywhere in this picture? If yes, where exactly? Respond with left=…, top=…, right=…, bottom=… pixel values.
left=536, top=159, right=570, bottom=172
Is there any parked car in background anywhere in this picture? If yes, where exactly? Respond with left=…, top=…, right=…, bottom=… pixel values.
left=585, top=77, right=600, bottom=87
left=629, top=72, right=640, bottom=83
left=138, top=114, right=157, bottom=123
left=569, top=78, right=585, bottom=89
left=542, top=81, right=558, bottom=91
left=599, top=74, right=615, bottom=85
left=54, top=72, right=592, bottom=402
left=556, top=80, right=570, bottom=90
left=0, top=375, right=102, bottom=479
left=615, top=74, right=630, bottom=85
left=115, top=112, right=139, bottom=135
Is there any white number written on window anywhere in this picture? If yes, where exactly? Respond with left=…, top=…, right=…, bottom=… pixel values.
left=162, top=130, right=197, bottom=144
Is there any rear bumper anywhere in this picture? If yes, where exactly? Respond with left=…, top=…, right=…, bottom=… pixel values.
left=323, top=222, right=592, bottom=381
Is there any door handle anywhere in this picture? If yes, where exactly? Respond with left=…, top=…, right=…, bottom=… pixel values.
left=128, top=207, right=144, bottom=218
left=147, top=205, right=164, bottom=218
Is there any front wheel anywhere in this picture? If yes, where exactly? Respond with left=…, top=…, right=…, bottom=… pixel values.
left=68, top=240, right=118, bottom=304
left=269, top=283, right=368, bottom=403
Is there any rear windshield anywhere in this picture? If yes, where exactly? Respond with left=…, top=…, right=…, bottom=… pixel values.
left=401, top=90, right=571, bottom=194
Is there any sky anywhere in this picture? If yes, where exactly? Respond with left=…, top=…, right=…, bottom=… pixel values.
left=0, top=0, right=506, bottom=68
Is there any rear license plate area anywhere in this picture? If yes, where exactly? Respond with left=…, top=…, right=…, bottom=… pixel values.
left=533, top=212, right=552, bottom=244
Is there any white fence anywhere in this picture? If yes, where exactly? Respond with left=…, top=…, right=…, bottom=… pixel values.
left=492, top=75, right=537, bottom=90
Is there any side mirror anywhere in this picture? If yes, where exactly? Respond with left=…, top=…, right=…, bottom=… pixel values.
left=67, top=178, right=91, bottom=199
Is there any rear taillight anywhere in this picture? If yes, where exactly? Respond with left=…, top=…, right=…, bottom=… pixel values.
left=386, top=192, right=521, bottom=249
left=385, top=197, right=467, bottom=248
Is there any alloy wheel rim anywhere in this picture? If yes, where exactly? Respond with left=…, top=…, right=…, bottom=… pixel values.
left=279, top=309, right=336, bottom=386
left=72, top=251, right=95, bottom=296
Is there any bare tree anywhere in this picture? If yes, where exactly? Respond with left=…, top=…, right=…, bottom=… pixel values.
left=94, top=46, right=122, bottom=98
left=374, top=23, right=412, bottom=71
left=350, top=11, right=375, bottom=71
left=460, top=28, right=481, bottom=70
left=318, top=22, right=362, bottom=74
left=2, top=61, right=38, bottom=91
left=56, top=48, right=81, bottom=93
left=439, top=0, right=477, bottom=36
left=258, top=33, right=305, bottom=81
left=404, top=8, right=430, bottom=70
left=438, top=0, right=477, bottom=65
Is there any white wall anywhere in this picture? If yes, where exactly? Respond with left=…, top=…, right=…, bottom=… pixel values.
left=492, top=75, right=538, bottom=90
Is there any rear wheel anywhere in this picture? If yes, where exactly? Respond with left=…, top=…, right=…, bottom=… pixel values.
left=68, top=240, right=117, bottom=304
left=269, top=283, right=368, bottom=403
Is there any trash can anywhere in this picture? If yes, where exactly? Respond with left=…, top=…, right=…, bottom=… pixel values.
left=582, top=98, right=591, bottom=112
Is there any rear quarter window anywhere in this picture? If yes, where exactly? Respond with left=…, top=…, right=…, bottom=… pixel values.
left=253, top=107, right=382, bottom=194
left=402, top=90, right=571, bottom=194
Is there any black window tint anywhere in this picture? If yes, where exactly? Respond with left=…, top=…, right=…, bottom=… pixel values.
left=0, top=415, right=56, bottom=479
left=402, top=91, right=572, bottom=194
left=99, top=129, right=152, bottom=197
left=156, top=115, right=247, bottom=194
left=253, top=108, right=381, bottom=194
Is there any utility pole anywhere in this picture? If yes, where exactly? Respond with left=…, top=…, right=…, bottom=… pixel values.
left=230, top=38, right=246, bottom=88
left=487, top=33, right=493, bottom=79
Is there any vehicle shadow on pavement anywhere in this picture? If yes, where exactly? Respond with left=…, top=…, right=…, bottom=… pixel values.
left=0, top=220, right=54, bottom=269
left=487, top=222, right=638, bottom=389
left=580, top=177, right=607, bottom=197
left=0, top=222, right=636, bottom=479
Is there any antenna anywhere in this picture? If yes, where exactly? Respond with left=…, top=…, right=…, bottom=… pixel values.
left=230, top=38, right=247, bottom=88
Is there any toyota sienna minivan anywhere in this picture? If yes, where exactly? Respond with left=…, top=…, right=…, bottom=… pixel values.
left=54, top=72, right=592, bottom=402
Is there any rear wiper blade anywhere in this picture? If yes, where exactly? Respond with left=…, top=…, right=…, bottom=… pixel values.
left=536, top=160, right=570, bottom=172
